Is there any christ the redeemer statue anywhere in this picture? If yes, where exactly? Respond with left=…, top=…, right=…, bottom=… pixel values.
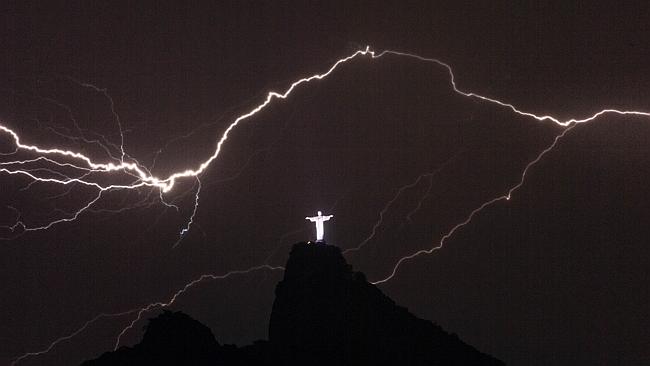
left=306, top=211, right=333, bottom=242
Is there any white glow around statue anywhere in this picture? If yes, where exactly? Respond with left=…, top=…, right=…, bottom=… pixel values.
left=305, top=211, right=333, bottom=242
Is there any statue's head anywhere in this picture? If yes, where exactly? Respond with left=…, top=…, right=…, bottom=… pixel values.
left=317, top=211, right=322, bottom=216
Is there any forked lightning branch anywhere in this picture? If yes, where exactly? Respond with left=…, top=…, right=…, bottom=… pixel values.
left=5, top=46, right=650, bottom=365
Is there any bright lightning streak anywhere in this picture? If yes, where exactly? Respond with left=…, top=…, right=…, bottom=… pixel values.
left=173, top=177, right=202, bottom=248
left=6, top=46, right=650, bottom=365
left=359, top=49, right=649, bottom=284
left=0, top=48, right=374, bottom=234
left=370, top=50, right=650, bottom=126
left=0, top=48, right=374, bottom=197
left=3, top=46, right=649, bottom=233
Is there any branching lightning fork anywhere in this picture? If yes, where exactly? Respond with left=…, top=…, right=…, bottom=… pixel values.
left=371, top=124, right=577, bottom=284
left=2, top=47, right=648, bottom=233
left=6, top=46, right=650, bottom=364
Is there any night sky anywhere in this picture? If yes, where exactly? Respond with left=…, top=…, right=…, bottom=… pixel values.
left=2, top=2, right=650, bottom=365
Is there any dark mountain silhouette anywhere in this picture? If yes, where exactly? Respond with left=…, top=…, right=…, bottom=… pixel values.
left=83, top=242, right=503, bottom=365
left=82, top=311, right=220, bottom=365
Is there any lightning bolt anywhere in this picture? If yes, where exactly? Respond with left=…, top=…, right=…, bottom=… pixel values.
left=371, top=50, right=650, bottom=126
left=9, top=309, right=142, bottom=366
left=3, top=47, right=649, bottom=234
left=2, top=47, right=648, bottom=236
left=0, top=48, right=374, bottom=196
left=173, top=177, right=202, bottom=248
left=371, top=124, right=577, bottom=285
left=6, top=46, right=650, bottom=364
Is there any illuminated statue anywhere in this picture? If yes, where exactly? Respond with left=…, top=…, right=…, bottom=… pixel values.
left=305, top=211, right=333, bottom=242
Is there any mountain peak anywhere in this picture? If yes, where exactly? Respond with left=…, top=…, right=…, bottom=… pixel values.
left=83, top=242, right=503, bottom=365
left=268, top=242, right=502, bottom=365
left=280, top=241, right=353, bottom=280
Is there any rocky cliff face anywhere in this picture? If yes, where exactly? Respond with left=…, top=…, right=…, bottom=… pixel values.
left=83, top=242, right=503, bottom=366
